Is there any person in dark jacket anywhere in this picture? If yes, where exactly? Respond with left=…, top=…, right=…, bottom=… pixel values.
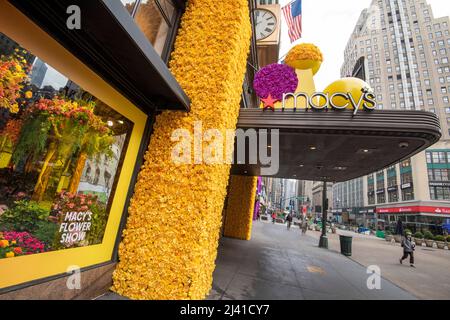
left=400, top=231, right=416, bottom=267
left=285, top=213, right=293, bottom=230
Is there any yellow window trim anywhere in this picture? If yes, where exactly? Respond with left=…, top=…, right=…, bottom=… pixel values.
left=0, top=1, right=147, bottom=290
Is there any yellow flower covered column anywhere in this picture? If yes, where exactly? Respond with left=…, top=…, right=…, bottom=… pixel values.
left=223, top=176, right=258, bottom=241
left=112, top=0, right=252, bottom=300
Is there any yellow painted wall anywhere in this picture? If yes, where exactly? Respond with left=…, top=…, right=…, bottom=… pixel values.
left=223, top=176, right=258, bottom=241
left=112, top=0, right=252, bottom=300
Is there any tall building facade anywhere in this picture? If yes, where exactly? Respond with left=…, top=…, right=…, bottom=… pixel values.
left=337, top=0, right=450, bottom=233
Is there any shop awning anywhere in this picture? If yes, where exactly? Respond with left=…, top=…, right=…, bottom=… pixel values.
left=232, top=109, right=441, bottom=182
left=10, top=0, right=190, bottom=113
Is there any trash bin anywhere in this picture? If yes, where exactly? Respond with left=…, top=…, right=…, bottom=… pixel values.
left=339, top=235, right=353, bottom=256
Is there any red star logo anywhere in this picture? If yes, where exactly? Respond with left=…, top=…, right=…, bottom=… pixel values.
left=261, top=94, right=278, bottom=111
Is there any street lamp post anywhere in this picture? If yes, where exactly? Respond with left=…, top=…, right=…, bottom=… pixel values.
left=319, top=181, right=329, bottom=249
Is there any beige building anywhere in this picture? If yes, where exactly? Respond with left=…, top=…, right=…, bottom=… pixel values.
left=336, top=0, right=450, bottom=233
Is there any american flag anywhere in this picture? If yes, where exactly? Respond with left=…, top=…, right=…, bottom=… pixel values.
left=282, top=0, right=303, bottom=43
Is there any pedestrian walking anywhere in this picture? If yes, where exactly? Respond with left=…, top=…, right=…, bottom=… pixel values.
left=271, top=212, right=276, bottom=224
left=301, top=218, right=308, bottom=235
left=285, top=213, right=293, bottom=231
left=400, top=231, right=416, bottom=268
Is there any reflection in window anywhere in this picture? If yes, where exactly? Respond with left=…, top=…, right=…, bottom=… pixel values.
left=134, top=0, right=175, bottom=56
left=0, top=32, right=133, bottom=259
left=121, top=0, right=138, bottom=14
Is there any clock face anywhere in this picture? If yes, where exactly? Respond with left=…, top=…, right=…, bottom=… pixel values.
left=255, top=9, right=277, bottom=41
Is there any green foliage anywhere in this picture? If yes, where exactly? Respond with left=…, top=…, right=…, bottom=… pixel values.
left=424, top=231, right=434, bottom=240
left=12, top=115, right=50, bottom=166
left=434, top=235, right=445, bottom=242
left=447, top=235, right=450, bottom=242
left=86, top=202, right=108, bottom=245
left=33, top=220, right=59, bottom=249
left=404, top=229, right=412, bottom=235
left=385, top=230, right=392, bottom=235
left=414, top=232, right=423, bottom=239
left=0, top=200, right=50, bottom=233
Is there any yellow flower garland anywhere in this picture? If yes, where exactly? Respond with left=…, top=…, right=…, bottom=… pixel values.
left=112, top=0, right=251, bottom=300
left=223, top=176, right=258, bottom=241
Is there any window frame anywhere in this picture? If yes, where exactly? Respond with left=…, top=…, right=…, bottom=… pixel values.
left=125, top=0, right=184, bottom=64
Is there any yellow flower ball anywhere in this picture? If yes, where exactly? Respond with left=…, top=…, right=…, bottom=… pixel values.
left=5, top=252, right=14, bottom=258
left=285, top=43, right=323, bottom=75
left=25, top=91, right=33, bottom=99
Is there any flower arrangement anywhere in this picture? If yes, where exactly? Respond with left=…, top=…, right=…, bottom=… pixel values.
left=51, top=191, right=98, bottom=221
left=285, top=43, right=323, bottom=63
left=112, top=0, right=252, bottom=300
left=223, top=176, right=258, bottom=240
left=0, top=118, right=23, bottom=146
left=253, top=63, right=298, bottom=100
left=0, top=231, right=46, bottom=258
left=285, top=43, right=323, bottom=75
left=0, top=51, right=31, bottom=114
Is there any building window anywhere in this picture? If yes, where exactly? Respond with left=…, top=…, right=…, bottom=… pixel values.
left=121, top=0, right=182, bottom=62
left=0, top=32, right=134, bottom=258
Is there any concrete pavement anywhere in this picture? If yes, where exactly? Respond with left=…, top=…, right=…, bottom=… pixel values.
left=208, top=221, right=415, bottom=300
left=306, top=229, right=450, bottom=300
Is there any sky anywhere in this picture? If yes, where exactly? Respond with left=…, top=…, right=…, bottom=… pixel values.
left=279, top=0, right=450, bottom=91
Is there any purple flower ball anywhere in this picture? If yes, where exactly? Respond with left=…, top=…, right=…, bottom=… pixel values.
left=253, top=63, right=299, bottom=100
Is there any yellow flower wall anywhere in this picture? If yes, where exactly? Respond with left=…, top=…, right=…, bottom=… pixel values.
left=223, top=176, right=258, bottom=241
left=112, top=0, right=252, bottom=300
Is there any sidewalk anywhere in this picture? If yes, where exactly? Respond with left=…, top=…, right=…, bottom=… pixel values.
left=208, top=221, right=415, bottom=300
left=306, top=229, right=450, bottom=300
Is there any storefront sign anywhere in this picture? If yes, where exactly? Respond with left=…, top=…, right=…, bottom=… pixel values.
left=281, top=89, right=376, bottom=115
left=387, top=186, right=398, bottom=192
left=376, top=189, right=385, bottom=194
left=377, top=206, right=450, bottom=214
left=401, top=183, right=412, bottom=189
left=429, top=182, right=450, bottom=187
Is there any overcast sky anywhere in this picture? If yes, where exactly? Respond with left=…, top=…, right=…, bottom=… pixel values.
left=279, top=0, right=450, bottom=91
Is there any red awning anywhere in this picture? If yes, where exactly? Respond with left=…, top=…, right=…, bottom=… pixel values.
left=377, top=206, right=450, bottom=215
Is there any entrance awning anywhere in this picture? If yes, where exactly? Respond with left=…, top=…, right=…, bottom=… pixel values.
left=232, top=109, right=441, bottom=182
left=10, top=0, right=190, bottom=113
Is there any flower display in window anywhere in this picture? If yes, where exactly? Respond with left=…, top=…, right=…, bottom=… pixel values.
left=0, top=52, right=31, bottom=114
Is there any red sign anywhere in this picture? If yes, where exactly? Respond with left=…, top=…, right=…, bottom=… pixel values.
left=302, top=205, right=307, bottom=216
left=377, top=206, right=450, bottom=214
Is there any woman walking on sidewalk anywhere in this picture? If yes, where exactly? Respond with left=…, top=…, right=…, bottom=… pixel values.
left=400, top=231, right=416, bottom=268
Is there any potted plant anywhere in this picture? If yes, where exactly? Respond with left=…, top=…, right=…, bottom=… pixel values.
left=413, top=232, right=424, bottom=246
left=434, top=235, right=446, bottom=249
left=394, top=233, right=402, bottom=243
left=385, top=230, right=393, bottom=242
left=424, top=231, right=435, bottom=248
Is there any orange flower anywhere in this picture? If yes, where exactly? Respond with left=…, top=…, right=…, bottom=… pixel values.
left=0, top=240, right=9, bottom=248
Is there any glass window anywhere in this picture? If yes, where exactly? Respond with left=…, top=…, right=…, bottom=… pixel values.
left=121, top=0, right=138, bottom=14
left=134, top=0, right=176, bottom=57
left=0, top=33, right=133, bottom=258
